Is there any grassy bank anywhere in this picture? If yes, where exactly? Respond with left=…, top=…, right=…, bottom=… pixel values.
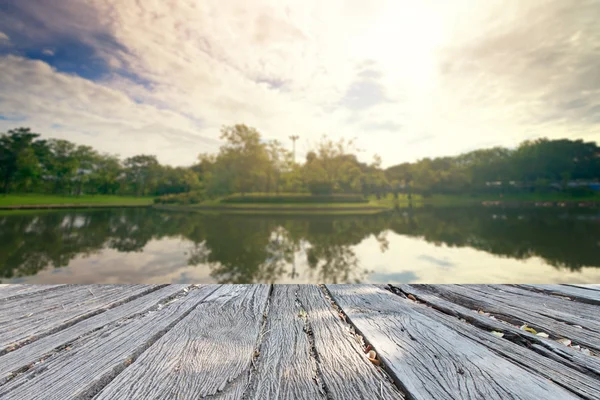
left=418, top=193, right=600, bottom=207
left=153, top=191, right=600, bottom=215
left=154, top=204, right=389, bottom=215
left=0, top=194, right=153, bottom=208
left=362, top=192, right=600, bottom=208
left=154, top=193, right=392, bottom=214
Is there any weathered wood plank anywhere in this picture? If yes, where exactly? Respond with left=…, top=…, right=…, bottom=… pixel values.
left=326, top=284, right=578, bottom=400
left=389, top=284, right=600, bottom=399
left=460, top=285, right=600, bottom=333
left=0, top=285, right=68, bottom=301
left=245, top=285, right=404, bottom=399
left=244, top=284, right=326, bottom=399
left=566, top=284, right=600, bottom=292
left=0, top=284, right=159, bottom=354
left=391, top=284, right=600, bottom=377
left=424, top=284, right=600, bottom=352
left=517, top=284, right=600, bottom=306
left=0, top=285, right=218, bottom=400
left=94, top=285, right=270, bottom=400
left=0, top=284, right=190, bottom=383
left=296, top=285, right=404, bottom=400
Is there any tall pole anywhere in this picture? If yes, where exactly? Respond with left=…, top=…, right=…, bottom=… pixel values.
left=289, top=135, right=299, bottom=163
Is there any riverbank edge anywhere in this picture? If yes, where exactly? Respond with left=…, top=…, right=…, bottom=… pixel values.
left=152, top=204, right=392, bottom=215
left=1, top=193, right=598, bottom=211
left=0, top=204, right=152, bottom=210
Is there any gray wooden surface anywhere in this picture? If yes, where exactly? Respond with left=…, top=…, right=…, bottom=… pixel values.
left=389, top=284, right=600, bottom=400
left=95, top=285, right=269, bottom=399
left=0, top=284, right=599, bottom=400
left=0, top=284, right=157, bottom=354
left=417, top=284, right=600, bottom=352
left=325, top=285, right=579, bottom=400
left=517, top=284, right=600, bottom=305
left=0, top=285, right=68, bottom=301
left=389, top=284, right=600, bottom=378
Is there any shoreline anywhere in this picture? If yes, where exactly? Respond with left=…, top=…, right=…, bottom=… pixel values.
left=0, top=194, right=598, bottom=211
left=0, top=204, right=151, bottom=210
left=153, top=204, right=391, bottom=215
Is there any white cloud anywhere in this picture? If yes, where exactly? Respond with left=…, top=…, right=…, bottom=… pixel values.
left=1, top=0, right=599, bottom=167
left=0, top=31, right=9, bottom=44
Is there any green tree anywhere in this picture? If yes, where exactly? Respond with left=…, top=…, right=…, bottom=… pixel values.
left=123, top=155, right=159, bottom=196
left=0, top=127, right=44, bottom=193
left=46, top=139, right=79, bottom=194
left=90, top=154, right=122, bottom=195
left=204, top=125, right=271, bottom=196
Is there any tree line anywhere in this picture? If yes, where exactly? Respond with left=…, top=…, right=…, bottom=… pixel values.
left=386, top=138, right=600, bottom=197
left=0, top=127, right=201, bottom=196
left=2, top=125, right=599, bottom=198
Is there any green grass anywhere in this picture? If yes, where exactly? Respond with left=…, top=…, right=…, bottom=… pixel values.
left=154, top=204, right=389, bottom=215
left=0, top=194, right=153, bottom=207
left=365, top=192, right=600, bottom=208
left=156, top=191, right=600, bottom=214
left=198, top=202, right=382, bottom=209
left=216, top=209, right=387, bottom=215
left=221, top=193, right=367, bottom=204
left=418, top=192, right=600, bottom=206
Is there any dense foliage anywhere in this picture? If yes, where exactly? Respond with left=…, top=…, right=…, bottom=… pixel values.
left=2, top=125, right=599, bottom=200
left=386, top=139, right=600, bottom=197
left=220, top=194, right=367, bottom=204
left=0, top=128, right=201, bottom=197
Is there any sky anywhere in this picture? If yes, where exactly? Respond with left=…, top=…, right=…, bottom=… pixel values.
left=0, top=0, right=599, bottom=167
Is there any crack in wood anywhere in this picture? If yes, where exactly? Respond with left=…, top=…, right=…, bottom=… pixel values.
left=294, top=291, right=332, bottom=399
left=373, top=285, right=599, bottom=399
left=0, top=284, right=198, bottom=387
left=514, top=285, right=600, bottom=306
left=0, top=285, right=72, bottom=302
left=77, top=285, right=220, bottom=400
left=0, top=285, right=168, bottom=357
left=420, top=284, right=600, bottom=353
left=241, top=284, right=274, bottom=400
left=385, top=284, right=600, bottom=389
left=318, top=285, right=411, bottom=400
left=459, top=285, right=597, bottom=334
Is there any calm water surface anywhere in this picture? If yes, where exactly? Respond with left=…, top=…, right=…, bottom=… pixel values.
left=1, top=207, right=599, bottom=284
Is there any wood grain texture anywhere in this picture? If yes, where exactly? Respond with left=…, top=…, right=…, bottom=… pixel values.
left=295, top=285, right=404, bottom=400
left=391, top=284, right=600, bottom=378
left=0, top=284, right=158, bottom=354
left=389, top=285, right=600, bottom=400
left=0, top=285, right=68, bottom=301
left=566, top=284, right=600, bottom=291
left=0, top=284, right=190, bottom=383
left=517, top=284, right=600, bottom=306
left=0, top=285, right=218, bottom=400
left=326, top=284, right=578, bottom=400
left=246, top=285, right=404, bottom=399
left=468, top=285, right=600, bottom=333
left=94, top=285, right=270, bottom=400
left=424, top=284, right=600, bottom=352
left=244, top=284, right=325, bottom=400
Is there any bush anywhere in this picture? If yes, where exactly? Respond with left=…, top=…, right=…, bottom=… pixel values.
left=154, top=191, right=206, bottom=205
left=565, top=187, right=597, bottom=198
left=221, top=193, right=367, bottom=204
left=308, top=181, right=333, bottom=195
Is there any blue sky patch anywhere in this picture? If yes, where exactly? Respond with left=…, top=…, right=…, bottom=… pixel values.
left=0, top=2, right=150, bottom=86
left=0, top=114, right=27, bottom=122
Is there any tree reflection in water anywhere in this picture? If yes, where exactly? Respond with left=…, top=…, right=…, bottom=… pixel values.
left=1, top=206, right=599, bottom=283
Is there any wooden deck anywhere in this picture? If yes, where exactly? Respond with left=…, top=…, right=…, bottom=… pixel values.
left=0, top=284, right=599, bottom=400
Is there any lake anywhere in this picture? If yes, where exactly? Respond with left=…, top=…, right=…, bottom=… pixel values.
left=1, top=207, right=599, bottom=284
